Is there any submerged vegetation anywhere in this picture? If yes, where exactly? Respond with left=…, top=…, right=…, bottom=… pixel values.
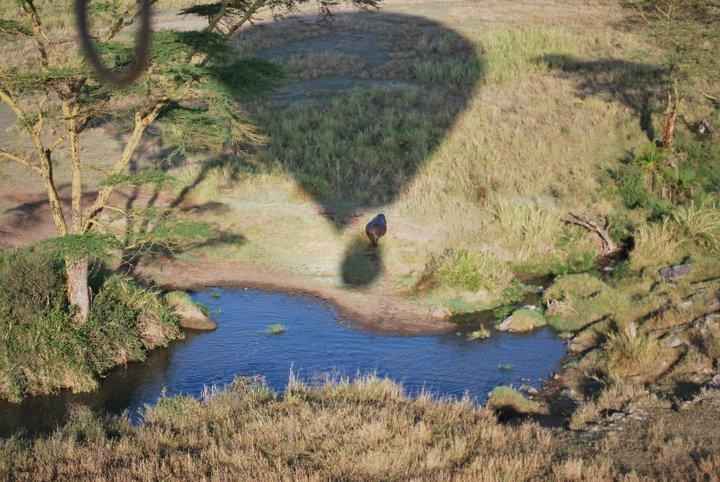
left=267, top=323, right=286, bottom=335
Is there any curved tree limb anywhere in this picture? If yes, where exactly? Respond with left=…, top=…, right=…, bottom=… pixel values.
left=563, top=212, right=618, bottom=256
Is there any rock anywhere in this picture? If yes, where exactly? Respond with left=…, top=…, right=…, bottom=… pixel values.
left=431, top=307, right=451, bottom=320
left=165, top=291, right=217, bottom=331
left=569, top=318, right=612, bottom=353
left=497, top=308, right=547, bottom=333
left=659, top=263, right=692, bottom=281
left=661, top=333, right=686, bottom=348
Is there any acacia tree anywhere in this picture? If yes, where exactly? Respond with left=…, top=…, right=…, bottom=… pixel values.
left=0, top=0, right=378, bottom=322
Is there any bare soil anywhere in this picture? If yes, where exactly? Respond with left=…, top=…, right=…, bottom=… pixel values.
left=138, top=256, right=455, bottom=334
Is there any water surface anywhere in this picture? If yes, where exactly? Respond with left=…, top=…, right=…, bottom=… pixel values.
left=0, top=288, right=566, bottom=436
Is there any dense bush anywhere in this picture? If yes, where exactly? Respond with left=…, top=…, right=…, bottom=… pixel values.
left=0, top=248, right=182, bottom=401
left=0, top=249, right=67, bottom=324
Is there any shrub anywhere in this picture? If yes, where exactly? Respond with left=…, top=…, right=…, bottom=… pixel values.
left=603, top=323, right=668, bottom=383
left=0, top=249, right=67, bottom=324
left=672, top=202, right=720, bottom=253
left=434, top=249, right=513, bottom=293
left=486, top=386, right=545, bottom=414
left=630, top=220, right=683, bottom=271
left=0, top=248, right=181, bottom=401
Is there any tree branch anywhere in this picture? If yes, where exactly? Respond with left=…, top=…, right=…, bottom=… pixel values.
left=19, top=0, right=50, bottom=68
left=223, top=0, right=269, bottom=37
left=0, top=149, right=42, bottom=174
left=563, top=213, right=618, bottom=256
left=103, top=0, right=160, bottom=42
left=0, top=84, right=67, bottom=234
left=62, top=99, right=83, bottom=234
left=83, top=98, right=169, bottom=232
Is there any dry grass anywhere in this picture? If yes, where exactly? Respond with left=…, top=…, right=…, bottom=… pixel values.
left=630, top=220, right=683, bottom=271
left=603, top=322, right=673, bottom=383
left=2, top=375, right=719, bottom=481
left=570, top=382, right=652, bottom=429
left=672, top=202, right=720, bottom=253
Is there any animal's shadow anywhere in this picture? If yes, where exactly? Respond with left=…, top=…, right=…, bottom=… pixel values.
left=163, top=10, right=486, bottom=287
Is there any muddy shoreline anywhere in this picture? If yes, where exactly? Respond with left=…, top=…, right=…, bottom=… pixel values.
left=138, top=257, right=457, bottom=335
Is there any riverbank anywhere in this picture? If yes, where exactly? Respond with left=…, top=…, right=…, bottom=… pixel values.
left=0, top=249, right=184, bottom=403
left=2, top=375, right=719, bottom=481
left=138, top=257, right=456, bottom=335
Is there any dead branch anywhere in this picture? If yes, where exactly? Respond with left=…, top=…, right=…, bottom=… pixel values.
left=563, top=213, right=618, bottom=256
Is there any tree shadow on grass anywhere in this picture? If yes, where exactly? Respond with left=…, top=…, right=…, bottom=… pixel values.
left=540, top=54, right=668, bottom=142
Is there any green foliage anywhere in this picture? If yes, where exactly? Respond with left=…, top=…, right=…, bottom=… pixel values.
left=413, top=56, right=483, bottom=87
left=38, top=233, right=120, bottom=262
left=499, top=280, right=530, bottom=305
left=434, top=249, right=511, bottom=293
left=157, top=107, right=236, bottom=152
left=618, top=163, right=651, bottom=209
left=486, top=386, right=544, bottom=414
left=492, top=304, right=515, bottom=321
left=544, top=274, right=615, bottom=332
left=100, top=169, right=175, bottom=188
left=0, top=248, right=67, bottom=324
left=0, top=18, right=31, bottom=36
left=152, top=30, right=230, bottom=68
left=82, top=277, right=147, bottom=372
left=207, top=59, right=285, bottom=98
left=671, top=201, right=720, bottom=252
left=252, top=86, right=453, bottom=203
left=0, top=248, right=181, bottom=401
left=497, top=308, right=546, bottom=332
left=549, top=251, right=597, bottom=276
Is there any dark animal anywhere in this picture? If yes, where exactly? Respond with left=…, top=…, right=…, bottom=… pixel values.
left=365, top=214, right=387, bottom=247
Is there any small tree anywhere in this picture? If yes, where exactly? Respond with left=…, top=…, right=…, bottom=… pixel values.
left=0, top=0, right=379, bottom=322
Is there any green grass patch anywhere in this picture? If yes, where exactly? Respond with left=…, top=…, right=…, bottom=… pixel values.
left=467, top=327, right=491, bottom=341
left=267, top=323, right=286, bottom=335
left=486, top=386, right=544, bottom=414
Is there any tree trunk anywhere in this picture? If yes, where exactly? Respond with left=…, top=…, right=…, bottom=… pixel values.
left=66, top=257, right=90, bottom=323
left=660, top=85, right=679, bottom=149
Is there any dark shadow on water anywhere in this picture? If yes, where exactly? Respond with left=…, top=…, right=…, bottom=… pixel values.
left=0, top=341, right=176, bottom=437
